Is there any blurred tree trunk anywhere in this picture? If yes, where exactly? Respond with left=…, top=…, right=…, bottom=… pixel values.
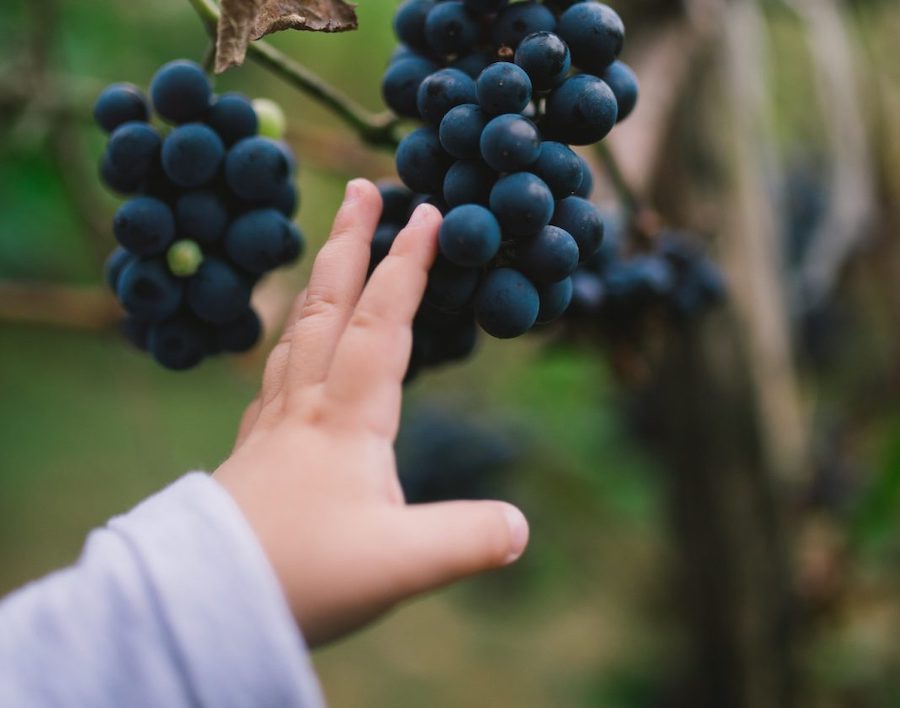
left=637, top=319, right=797, bottom=708
left=612, top=2, right=806, bottom=705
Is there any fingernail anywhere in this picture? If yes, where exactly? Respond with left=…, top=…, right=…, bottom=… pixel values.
left=344, top=178, right=365, bottom=203
left=501, top=504, right=529, bottom=564
left=408, top=203, right=432, bottom=226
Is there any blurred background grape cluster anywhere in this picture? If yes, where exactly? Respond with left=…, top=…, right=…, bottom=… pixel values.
left=2, top=1, right=900, bottom=706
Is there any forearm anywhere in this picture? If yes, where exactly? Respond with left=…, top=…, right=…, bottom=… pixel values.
left=0, top=473, right=325, bottom=708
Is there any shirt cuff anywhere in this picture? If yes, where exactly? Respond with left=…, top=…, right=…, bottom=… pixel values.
left=108, top=472, right=326, bottom=708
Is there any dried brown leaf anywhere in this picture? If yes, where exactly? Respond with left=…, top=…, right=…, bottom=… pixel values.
left=216, top=0, right=358, bottom=73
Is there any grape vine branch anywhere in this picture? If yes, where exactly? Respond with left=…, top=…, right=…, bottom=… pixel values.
left=186, top=0, right=403, bottom=149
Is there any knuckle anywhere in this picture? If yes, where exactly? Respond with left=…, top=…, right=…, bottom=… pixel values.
left=301, top=288, right=344, bottom=320
left=350, top=305, right=387, bottom=333
left=262, top=340, right=290, bottom=383
left=275, top=323, right=295, bottom=349
left=291, top=392, right=332, bottom=427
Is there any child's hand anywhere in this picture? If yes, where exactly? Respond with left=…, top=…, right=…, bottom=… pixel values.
left=213, top=179, right=529, bottom=647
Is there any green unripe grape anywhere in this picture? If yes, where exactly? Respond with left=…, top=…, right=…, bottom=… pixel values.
left=167, top=239, right=204, bottom=277
left=253, top=98, right=287, bottom=140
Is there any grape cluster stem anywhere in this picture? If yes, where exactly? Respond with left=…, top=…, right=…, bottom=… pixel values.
left=595, top=142, right=641, bottom=216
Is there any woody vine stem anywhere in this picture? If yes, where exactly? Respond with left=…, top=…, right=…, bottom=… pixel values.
left=186, top=0, right=403, bottom=149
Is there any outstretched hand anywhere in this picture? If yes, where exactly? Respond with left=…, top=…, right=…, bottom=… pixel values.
left=213, top=179, right=529, bottom=647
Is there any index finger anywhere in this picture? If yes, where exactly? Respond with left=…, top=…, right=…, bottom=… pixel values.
left=320, top=203, right=441, bottom=437
left=283, top=179, right=382, bottom=394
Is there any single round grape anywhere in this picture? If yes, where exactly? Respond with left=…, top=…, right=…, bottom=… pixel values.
left=439, top=103, right=489, bottom=159
left=142, top=168, right=180, bottom=205
left=433, top=316, right=479, bottom=363
left=489, top=172, right=554, bottom=237
left=390, top=44, right=418, bottom=63
left=407, top=322, right=437, bottom=378
left=225, top=136, right=292, bottom=202
left=475, top=267, right=540, bottom=338
left=104, top=247, right=134, bottom=291
left=443, top=159, right=496, bottom=207
left=530, top=141, right=583, bottom=199
left=267, top=180, right=299, bottom=218
left=416, top=299, right=466, bottom=327
left=694, top=259, right=727, bottom=304
left=514, top=31, right=571, bottom=91
left=491, top=2, right=556, bottom=49
left=120, top=317, right=150, bottom=351
left=252, top=98, right=287, bottom=140
left=585, top=218, right=620, bottom=272
left=552, top=196, right=605, bottom=261
left=94, top=83, right=149, bottom=133
left=439, top=204, right=501, bottom=267
left=113, top=196, right=176, bottom=256
left=148, top=314, right=210, bottom=371
left=394, top=0, right=437, bottom=53
left=218, top=308, right=262, bottom=353
left=408, top=193, right=450, bottom=217
left=396, top=126, right=453, bottom=194
left=545, top=74, right=618, bottom=145
left=187, top=257, right=253, bottom=325
left=425, top=1, right=479, bottom=55
left=605, top=256, right=675, bottom=301
left=570, top=270, right=606, bottom=315
left=575, top=155, right=594, bottom=197
left=150, top=59, right=212, bottom=124
left=480, top=114, right=541, bottom=172
left=476, top=62, right=532, bottom=115
left=275, top=140, right=298, bottom=175
left=516, top=225, right=580, bottom=283
left=557, top=2, right=624, bottom=74
left=117, top=257, right=183, bottom=322
left=207, top=93, right=258, bottom=146
left=283, top=222, right=305, bottom=265
left=542, top=0, right=586, bottom=12
left=174, top=189, right=229, bottom=245
left=161, top=123, right=225, bottom=188
left=601, top=60, right=639, bottom=123
left=451, top=50, right=496, bottom=79
left=424, top=256, right=480, bottom=311
left=377, top=182, right=414, bottom=224
left=99, top=154, right=141, bottom=195
left=106, top=122, right=161, bottom=185
left=409, top=320, right=447, bottom=373
left=417, top=68, right=477, bottom=125
left=536, top=276, right=574, bottom=323
left=383, top=56, right=440, bottom=118
left=166, top=239, right=204, bottom=278
left=464, top=0, right=508, bottom=15
left=371, top=223, right=401, bottom=271
left=425, top=194, right=450, bottom=215
left=225, top=208, right=301, bottom=275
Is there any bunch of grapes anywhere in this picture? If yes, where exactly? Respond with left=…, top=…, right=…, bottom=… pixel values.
left=568, top=214, right=726, bottom=328
left=378, top=0, right=640, bottom=376
left=94, top=59, right=304, bottom=370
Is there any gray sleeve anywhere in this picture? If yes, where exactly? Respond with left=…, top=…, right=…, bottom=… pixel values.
left=0, top=472, right=327, bottom=708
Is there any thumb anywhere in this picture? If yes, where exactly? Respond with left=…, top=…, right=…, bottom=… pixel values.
left=391, top=500, right=529, bottom=597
